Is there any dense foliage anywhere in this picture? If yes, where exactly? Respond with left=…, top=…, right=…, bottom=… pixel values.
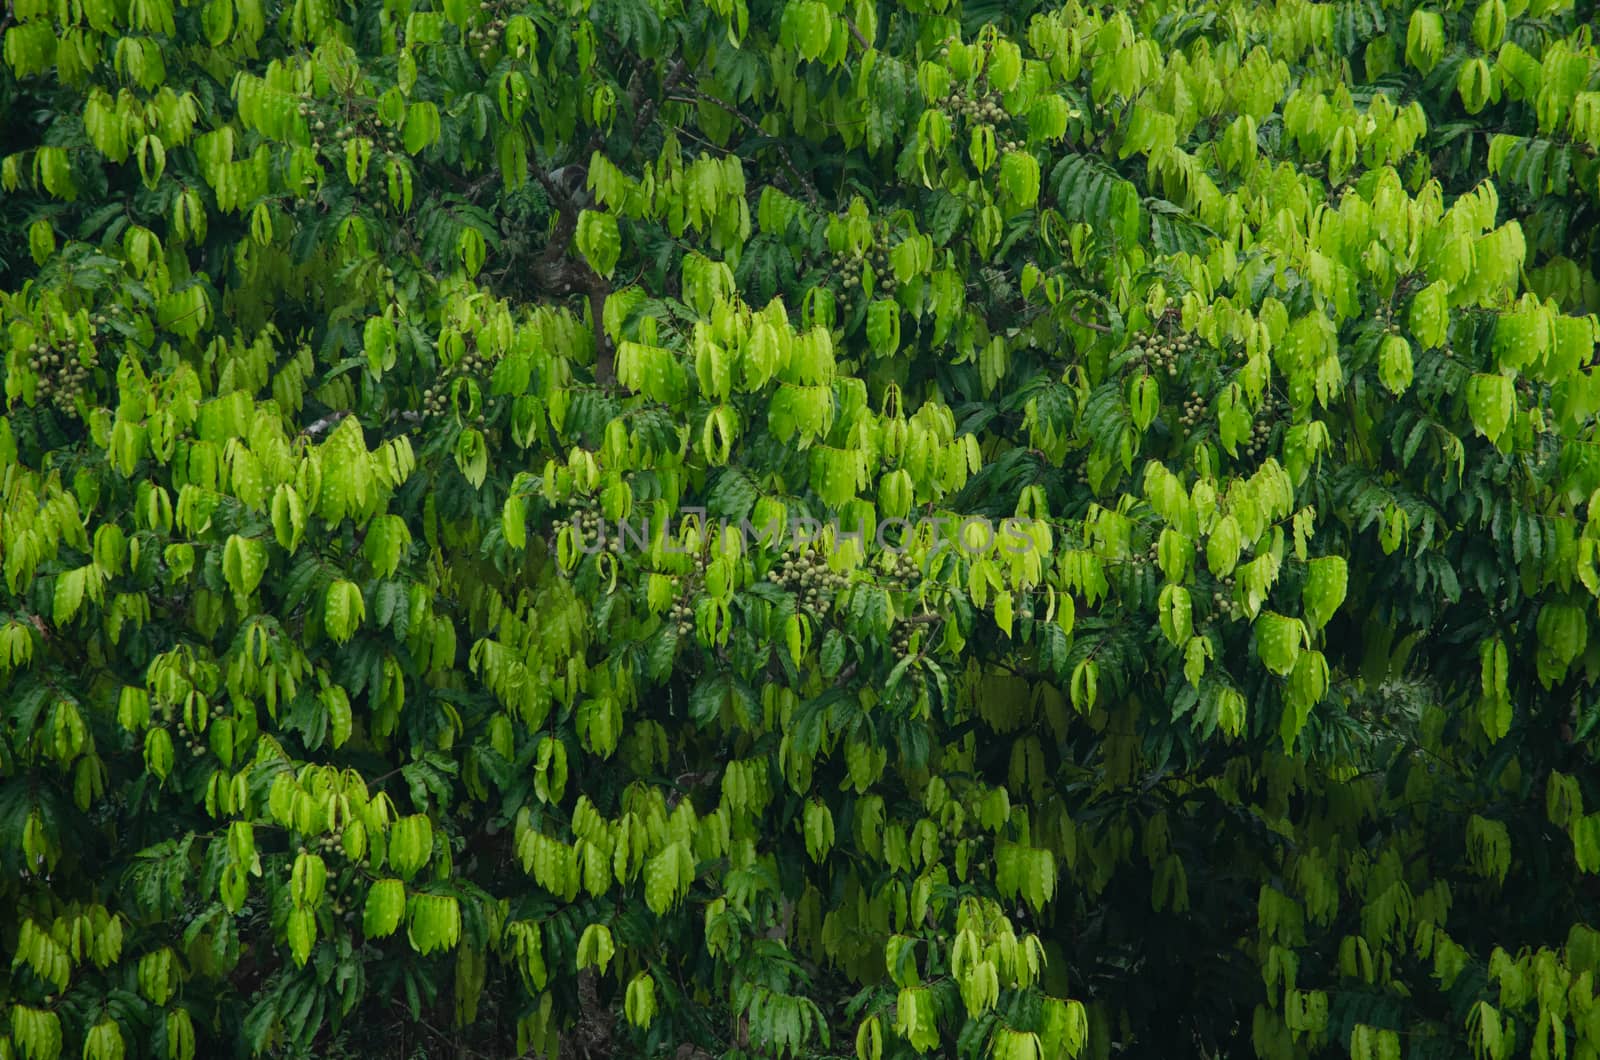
left=4, top=0, right=1600, bottom=1056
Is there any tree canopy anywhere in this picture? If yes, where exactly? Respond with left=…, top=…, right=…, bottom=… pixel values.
left=4, top=0, right=1600, bottom=1057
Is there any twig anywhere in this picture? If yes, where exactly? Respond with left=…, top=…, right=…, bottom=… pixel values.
left=575, top=968, right=612, bottom=1058
left=622, top=66, right=644, bottom=111
left=632, top=58, right=689, bottom=153
left=1066, top=309, right=1112, bottom=334
left=843, top=14, right=871, bottom=49
left=669, top=90, right=820, bottom=206
left=460, top=171, right=500, bottom=202
left=522, top=58, right=689, bottom=389
left=569, top=61, right=685, bottom=387
left=301, top=410, right=351, bottom=439
left=531, top=164, right=619, bottom=386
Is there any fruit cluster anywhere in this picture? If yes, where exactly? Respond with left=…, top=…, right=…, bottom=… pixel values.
left=889, top=619, right=919, bottom=656
left=172, top=701, right=226, bottom=759
left=551, top=497, right=616, bottom=552
left=1177, top=392, right=1208, bottom=431
left=1130, top=330, right=1200, bottom=379
left=465, top=14, right=507, bottom=61
left=1209, top=572, right=1241, bottom=620
left=870, top=550, right=928, bottom=655
left=1234, top=395, right=1286, bottom=463
left=23, top=341, right=92, bottom=414
left=17, top=307, right=121, bottom=416
left=420, top=351, right=495, bottom=428
left=767, top=547, right=850, bottom=613
left=832, top=229, right=900, bottom=307
left=933, top=84, right=1024, bottom=152
left=299, top=100, right=405, bottom=163
left=667, top=569, right=705, bottom=637
left=300, top=833, right=345, bottom=860
left=1239, top=414, right=1274, bottom=461
left=871, top=548, right=921, bottom=587
left=297, top=836, right=353, bottom=915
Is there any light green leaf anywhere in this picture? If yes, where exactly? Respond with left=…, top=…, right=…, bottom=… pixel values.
left=1301, top=556, right=1347, bottom=630
left=1255, top=612, right=1304, bottom=676
left=325, top=580, right=365, bottom=643
left=1465, top=373, right=1513, bottom=444
left=576, top=210, right=621, bottom=279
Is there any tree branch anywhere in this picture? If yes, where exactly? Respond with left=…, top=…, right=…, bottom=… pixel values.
left=1066, top=309, right=1112, bottom=334
left=460, top=171, right=500, bottom=202
left=571, top=968, right=612, bottom=1059
left=300, top=410, right=352, bottom=439
left=669, top=90, right=820, bottom=207
left=522, top=60, right=690, bottom=389
left=843, top=14, right=871, bottom=50
left=530, top=163, right=620, bottom=386
left=634, top=58, right=689, bottom=142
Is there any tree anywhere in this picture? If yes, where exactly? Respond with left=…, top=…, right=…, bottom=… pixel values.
left=3, top=0, right=1600, bottom=1057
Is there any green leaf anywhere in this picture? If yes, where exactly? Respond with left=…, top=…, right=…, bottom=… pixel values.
left=866, top=301, right=900, bottom=357
left=1301, top=556, right=1347, bottom=630
left=1378, top=335, right=1413, bottom=394
left=1158, top=584, right=1191, bottom=645
left=1128, top=375, right=1158, bottom=433
left=999, top=150, right=1041, bottom=208
left=53, top=567, right=86, bottom=625
left=325, top=580, right=365, bottom=644
left=454, top=429, right=489, bottom=488
left=576, top=210, right=621, bottom=279
left=1466, top=373, right=1514, bottom=444
left=1255, top=612, right=1304, bottom=676
left=1207, top=515, right=1242, bottom=577
left=223, top=534, right=267, bottom=599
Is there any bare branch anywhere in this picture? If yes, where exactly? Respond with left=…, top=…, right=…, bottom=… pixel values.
left=301, top=410, right=352, bottom=439
left=843, top=14, right=871, bottom=50
left=532, top=163, right=619, bottom=386
left=670, top=89, right=820, bottom=207
left=634, top=58, right=690, bottom=142
left=524, top=58, right=688, bottom=389
left=460, top=171, right=500, bottom=202
left=571, top=968, right=613, bottom=1059
left=1066, top=309, right=1112, bottom=334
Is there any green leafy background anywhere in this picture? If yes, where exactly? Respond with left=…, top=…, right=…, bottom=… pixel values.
left=3, top=0, right=1600, bottom=1057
